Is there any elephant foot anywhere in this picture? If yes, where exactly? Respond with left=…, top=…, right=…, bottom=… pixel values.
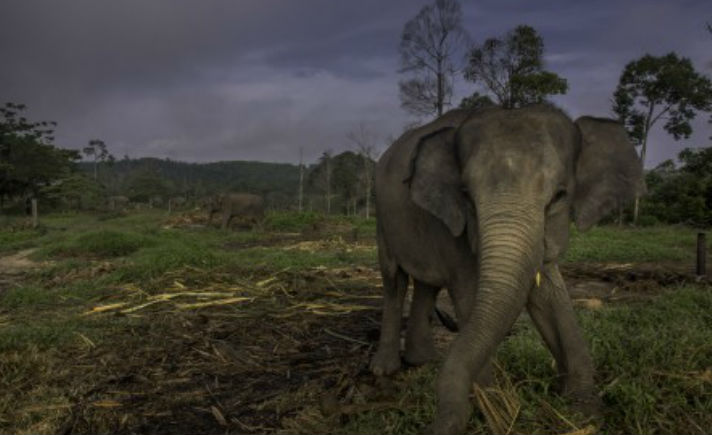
left=426, top=405, right=470, bottom=435
left=404, top=336, right=437, bottom=366
left=567, top=390, right=603, bottom=420
left=370, top=347, right=401, bottom=376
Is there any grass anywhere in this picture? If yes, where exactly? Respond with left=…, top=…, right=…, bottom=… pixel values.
left=0, top=210, right=710, bottom=434
left=339, top=286, right=712, bottom=434
left=41, top=230, right=151, bottom=258
left=564, top=224, right=701, bottom=263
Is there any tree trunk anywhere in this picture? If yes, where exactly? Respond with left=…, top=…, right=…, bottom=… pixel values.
left=634, top=102, right=655, bottom=224
left=298, top=148, right=304, bottom=212
left=617, top=204, right=623, bottom=226
left=93, top=157, right=98, bottom=181
left=363, top=155, right=371, bottom=219
left=326, top=157, right=331, bottom=214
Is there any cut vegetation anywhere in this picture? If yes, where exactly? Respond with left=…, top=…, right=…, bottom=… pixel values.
left=0, top=211, right=710, bottom=434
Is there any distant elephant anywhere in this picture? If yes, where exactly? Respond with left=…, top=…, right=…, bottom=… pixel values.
left=107, top=195, right=129, bottom=211
left=207, top=193, right=264, bottom=230
left=149, top=196, right=164, bottom=208
left=168, top=196, right=187, bottom=213
left=371, top=104, right=644, bottom=434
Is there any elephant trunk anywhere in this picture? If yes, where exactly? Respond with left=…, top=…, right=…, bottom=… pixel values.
left=434, top=200, right=544, bottom=432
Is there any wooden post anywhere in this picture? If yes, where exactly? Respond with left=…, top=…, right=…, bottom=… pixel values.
left=697, top=233, right=706, bottom=277
left=31, top=199, right=38, bottom=228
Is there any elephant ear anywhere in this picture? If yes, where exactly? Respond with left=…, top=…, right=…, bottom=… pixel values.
left=407, top=127, right=467, bottom=237
left=573, top=117, right=644, bottom=231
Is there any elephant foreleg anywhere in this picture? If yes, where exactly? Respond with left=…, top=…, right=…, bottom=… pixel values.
left=447, top=284, right=494, bottom=388
left=526, top=262, right=599, bottom=413
left=371, top=266, right=408, bottom=376
left=221, top=212, right=232, bottom=230
left=404, top=280, right=439, bottom=366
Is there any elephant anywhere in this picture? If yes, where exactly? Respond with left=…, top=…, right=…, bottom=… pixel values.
left=107, top=195, right=129, bottom=211
left=168, top=196, right=187, bottom=213
left=149, top=196, right=164, bottom=209
left=206, top=193, right=264, bottom=230
left=371, top=104, right=644, bottom=434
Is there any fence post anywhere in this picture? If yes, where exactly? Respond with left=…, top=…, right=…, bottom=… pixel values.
left=31, top=198, right=38, bottom=228
left=697, top=232, right=707, bottom=277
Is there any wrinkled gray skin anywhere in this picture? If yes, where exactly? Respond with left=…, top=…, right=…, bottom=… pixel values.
left=207, top=193, right=264, bottom=230
left=108, top=195, right=129, bottom=211
left=372, top=105, right=644, bottom=434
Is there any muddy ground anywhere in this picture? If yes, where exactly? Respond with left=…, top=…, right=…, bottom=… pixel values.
left=0, top=233, right=709, bottom=434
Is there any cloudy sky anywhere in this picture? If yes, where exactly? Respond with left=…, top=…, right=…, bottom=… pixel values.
left=1, top=0, right=710, bottom=167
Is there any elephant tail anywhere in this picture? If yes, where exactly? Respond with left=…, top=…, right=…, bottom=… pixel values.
left=434, top=306, right=458, bottom=332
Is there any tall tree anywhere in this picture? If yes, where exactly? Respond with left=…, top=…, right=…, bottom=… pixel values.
left=462, top=25, right=567, bottom=109
left=398, top=0, right=467, bottom=117
left=346, top=123, right=378, bottom=218
left=83, top=139, right=112, bottom=180
left=613, top=52, right=712, bottom=222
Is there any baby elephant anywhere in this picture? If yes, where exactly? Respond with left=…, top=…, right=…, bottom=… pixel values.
left=206, top=193, right=264, bottom=230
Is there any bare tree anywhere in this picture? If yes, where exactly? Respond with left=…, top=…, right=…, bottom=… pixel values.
left=347, top=123, right=379, bottom=218
left=83, top=139, right=111, bottom=181
left=398, top=0, right=467, bottom=117
left=319, top=151, right=333, bottom=214
left=298, top=147, right=304, bottom=212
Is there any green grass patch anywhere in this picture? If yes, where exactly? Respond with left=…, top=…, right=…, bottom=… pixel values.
left=115, top=230, right=228, bottom=282
left=564, top=225, right=700, bottom=263
left=0, top=228, right=44, bottom=252
left=42, top=230, right=151, bottom=259
left=264, top=210, right=324, bottom=232
left=340, top=286, right=712, bottom=434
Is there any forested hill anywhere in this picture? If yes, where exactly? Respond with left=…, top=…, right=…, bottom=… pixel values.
left=77, top=157, right=300, bottom=200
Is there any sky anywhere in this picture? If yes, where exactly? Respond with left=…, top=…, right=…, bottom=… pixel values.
left=1, top=0, right=710, bottom=168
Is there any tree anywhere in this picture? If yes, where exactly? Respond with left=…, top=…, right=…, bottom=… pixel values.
left=459, top=91, right=495, bottom=110
left=83, top=139, right=112, bottom=181
left=0, top=102, right=79, bottom=208
left=346, top=123, right=378, bottom=218
left=462, top=25, right=568, bottom=109
left=641, top=147, right=712, bottom=226
left=41, top=172, right=104, bottom=210
left=612, top=52, right=712, bottom=222
left=125, top=169, right=172, bottom=202
left=308, top=151, right=334, bottom=214
left=398, top=0, right=467, bottom=117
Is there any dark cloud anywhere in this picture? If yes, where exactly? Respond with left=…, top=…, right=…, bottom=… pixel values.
left=1, top=0, right=709, bottom=167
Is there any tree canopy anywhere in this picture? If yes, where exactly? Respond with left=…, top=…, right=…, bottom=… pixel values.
left=0, top=102, right=79, bottom=204
left=462, top=25, right=567, bottom=109
left=642, top=146, right=712, bottom=226
left=613, top=52, right=712, bottom=157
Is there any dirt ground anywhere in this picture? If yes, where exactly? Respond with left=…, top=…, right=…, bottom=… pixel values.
left=1, top=236, right=709, bottom=434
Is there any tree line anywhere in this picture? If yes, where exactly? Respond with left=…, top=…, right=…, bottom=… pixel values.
left=0, top=105, right=377, bottom=215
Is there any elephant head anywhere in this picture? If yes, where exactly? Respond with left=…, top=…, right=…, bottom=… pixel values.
left=406, top=105, right=643, bottom=432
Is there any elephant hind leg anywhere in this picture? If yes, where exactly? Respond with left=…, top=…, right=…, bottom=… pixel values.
left=404, top=280, right=439, bottom=366
left=370, top=265, right=408, bottom=376
left=526, top=262, right=600, bottom=414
